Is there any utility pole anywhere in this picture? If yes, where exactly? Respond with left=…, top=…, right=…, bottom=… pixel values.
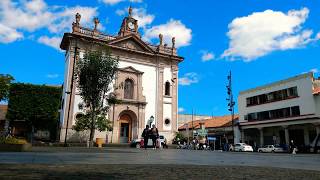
left=191, top=108, right=194, bottom=138
left=227, top=71, right=235, bottom=144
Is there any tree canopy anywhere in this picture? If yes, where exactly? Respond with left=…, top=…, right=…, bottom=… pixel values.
left=0, top=74, right=14, bottom=102
left=6, top=83, right=61, bottom=139
left=73, top=47, right=118, bottom=146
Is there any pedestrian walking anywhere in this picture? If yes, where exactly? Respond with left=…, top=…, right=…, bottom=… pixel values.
left=150, top=124, right=159, bottom=149
left=142, top=125, right=150, bottom=150
left=289, top=140, right=297, bottom=154
left=192, top=138, right=196, bottom=150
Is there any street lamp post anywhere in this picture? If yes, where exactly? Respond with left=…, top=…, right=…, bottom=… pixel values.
left=226, top=71, right=235, bottom=144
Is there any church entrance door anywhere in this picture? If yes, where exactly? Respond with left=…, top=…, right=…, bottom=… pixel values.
left=119, top=114, right=132, bottom=143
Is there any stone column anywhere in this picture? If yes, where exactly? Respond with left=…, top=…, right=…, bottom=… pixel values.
left=284, top=126, right=290, bottom=146
left=157, top=67, right=164, bottom=131
left=259, top=128, right=264, bottom=147
left=241, top=130, right=245, bottom=143
left=171, top=68, right=178, bottom=132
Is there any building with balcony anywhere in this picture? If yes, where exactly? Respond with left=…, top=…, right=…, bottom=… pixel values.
left=235, top=72, right=320, bottom=151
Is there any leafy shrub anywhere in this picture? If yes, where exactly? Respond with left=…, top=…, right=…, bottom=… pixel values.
left=0, top=136, right=27, bottom=144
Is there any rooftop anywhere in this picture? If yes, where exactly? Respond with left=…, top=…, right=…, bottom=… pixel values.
left=178, top=115, right=239, bottom=130
left=239, top=72, right=313, bottom=95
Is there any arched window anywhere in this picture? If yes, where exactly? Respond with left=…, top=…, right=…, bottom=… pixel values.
left=124, top=78, right=134, bottom=99
left=165, top=81, right=170, bottom=96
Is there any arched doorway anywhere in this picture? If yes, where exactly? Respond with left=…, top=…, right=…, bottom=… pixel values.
left=119, top=114, right=132, bottom=143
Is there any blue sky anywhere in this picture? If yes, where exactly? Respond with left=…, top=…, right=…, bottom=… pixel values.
left=0, top=0, right=319, bottom=116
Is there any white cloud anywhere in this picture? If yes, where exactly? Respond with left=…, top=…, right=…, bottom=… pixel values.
left=143, top=19, right=192, bottom=48
left=0, top=0, right=99, bottom=48
left=25, top=0, right=47, bottom=13
left=201, top=51, right=215, bottom=62
left=222, top=8, right=319, bottom=61
left=116, top=9, right=126, bottom=16
left=316, top=32, right=320, bottom=40
left=0, top=0, right=53, bottom=32
left=132, top=8, right=154, bottom=28
left=129, top=0, right=143, bottom=2
left=102, top=0, right=124, bottom=5
left=0, top=23, right=23, bottom=43
left=47, top=74, right=59, bottom=78
left=102, top=0, right=142, bottom=5
left=48, top=6, right=98, bottom=34
left=179, top=72, right=199, bottom=86
left=38, top=36, right=61, bottom=50
left=178, top=107, right=185, bottom=113
left=310, top=68, right=318, bottom=73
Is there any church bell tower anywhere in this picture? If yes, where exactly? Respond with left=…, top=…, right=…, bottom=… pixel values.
left=118, top=6, right=140, bottom=37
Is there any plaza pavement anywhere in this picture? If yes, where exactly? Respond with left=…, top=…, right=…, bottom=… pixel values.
left=0, top=147, right=319, bottom=171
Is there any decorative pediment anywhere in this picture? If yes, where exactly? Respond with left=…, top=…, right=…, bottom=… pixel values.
left=118, top=66, right=144, bottom=74
left=108, top=34, right=155, bottom=54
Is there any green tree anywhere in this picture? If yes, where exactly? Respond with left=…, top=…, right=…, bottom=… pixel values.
left=73, top=47, right=118, bottom=147
left=0, top=74, right=14, bottom=102
left=174, top=132, right=185, bottom=143
left=6, top=83, right=61, bottom=140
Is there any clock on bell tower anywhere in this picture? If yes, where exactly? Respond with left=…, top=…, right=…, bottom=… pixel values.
left=118, top=6, right=139, bottom=37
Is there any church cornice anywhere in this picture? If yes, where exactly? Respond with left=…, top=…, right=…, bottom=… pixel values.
left=60, top=11, right=184, bottom=62
left=118, top=66, right=144, bottom=74
left=60, top=32, right=184, bottom=62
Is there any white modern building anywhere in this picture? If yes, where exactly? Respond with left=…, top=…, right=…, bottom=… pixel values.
left=235, top=72, right=320, bottom=150
left=59, top=7, right=183, bottom=144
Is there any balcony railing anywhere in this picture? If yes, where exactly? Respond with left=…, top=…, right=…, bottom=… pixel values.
left=73, top=25, right=116, bottom=41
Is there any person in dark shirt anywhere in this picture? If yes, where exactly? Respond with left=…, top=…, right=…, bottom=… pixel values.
left=142, top=125, right=150, bottom=150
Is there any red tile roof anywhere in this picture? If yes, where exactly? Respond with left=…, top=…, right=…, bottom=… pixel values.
left=178, top=115, right=239, bottom=130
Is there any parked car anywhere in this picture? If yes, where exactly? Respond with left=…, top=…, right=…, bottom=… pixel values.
left=130, top=138, right=142, bottom=148
left=258, top=145, right=285, bottom=153
left=233, top=143, right=253, bottom=152
left=130, top=135, right=165, bottom=148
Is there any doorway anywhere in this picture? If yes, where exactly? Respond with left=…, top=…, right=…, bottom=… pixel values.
left=120, top=123, right=129, bottom=143
left=119, top=114, right=132, bottom=143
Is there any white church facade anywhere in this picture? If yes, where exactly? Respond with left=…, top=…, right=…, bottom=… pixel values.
left=59, top=7, right=183, bottom=144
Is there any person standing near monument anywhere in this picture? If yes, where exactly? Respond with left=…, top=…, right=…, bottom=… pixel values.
left=142, top=125, right=150, bottom=150
left=150, top=124, right=159, bottom=150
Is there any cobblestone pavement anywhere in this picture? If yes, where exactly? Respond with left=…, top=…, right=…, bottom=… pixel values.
left=0, top=147, right=319, bottom=171
left=1, top=147, right=320, bottom=179
left=1, top=164, right=320, bottom=180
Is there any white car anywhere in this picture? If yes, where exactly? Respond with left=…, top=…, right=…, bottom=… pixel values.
left=258, top=145, right=285, bottom=153
left=234, top=143, right=253, bottom=152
